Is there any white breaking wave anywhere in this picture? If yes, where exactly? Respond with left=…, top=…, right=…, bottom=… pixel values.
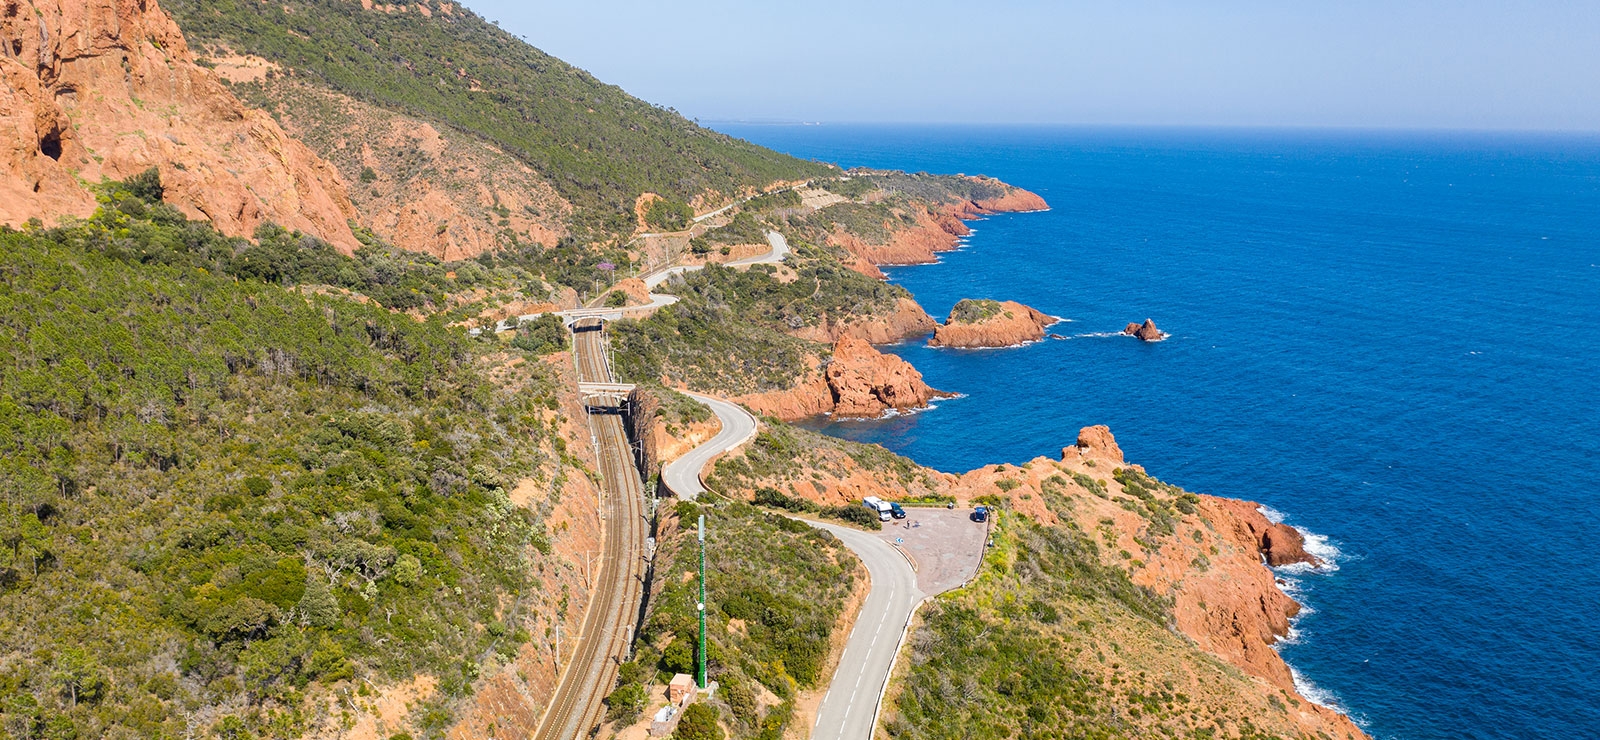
left=1289, top=665, right=1347, bottom=713
left=1259, top=505, right=1342, bottom=574
left=836, top=393, right=968, bottom=422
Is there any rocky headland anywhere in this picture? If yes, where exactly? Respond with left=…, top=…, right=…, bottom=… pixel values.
left=929, top=298, right=1059, bottom=348
left=823, top=177, right=1049, bottom=272
left=735, top=335, right=945, bottom=420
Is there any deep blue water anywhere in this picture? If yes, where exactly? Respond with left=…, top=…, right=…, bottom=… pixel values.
left=714, top=124, right=1600, bottom=740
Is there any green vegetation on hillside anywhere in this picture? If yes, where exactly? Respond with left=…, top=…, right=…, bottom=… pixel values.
left=886, top=511, right=1185, bottom=740
left=0, top=181, right=567, bottom=738
left=645, top=199, right=695, bottom=232
left=166, top=0, right=832, bottom=235
left=885, top=501, right=1307, bottom=740
left=61, top=169, right=496, bottom=314
left=610, top=500, right=858, bottom=738
left=708, top=423, right=939, bottom=504
left=609, top=252, right=907, bottom=394
left=852, top=171, right=1009, bottom=205
left=797, top=201, right=910, bottom=244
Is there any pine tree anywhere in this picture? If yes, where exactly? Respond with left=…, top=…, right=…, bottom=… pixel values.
left=297, top=575, right=340, bottom=628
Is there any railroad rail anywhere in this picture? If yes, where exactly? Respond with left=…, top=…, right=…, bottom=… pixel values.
left=532, top=320, right=648, bottom=740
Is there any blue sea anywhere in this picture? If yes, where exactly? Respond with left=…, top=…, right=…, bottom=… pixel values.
left=714, top=124, right=1600, bottom=740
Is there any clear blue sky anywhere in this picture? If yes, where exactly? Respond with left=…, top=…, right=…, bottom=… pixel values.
left=469, top=0, right=1599, bottom=131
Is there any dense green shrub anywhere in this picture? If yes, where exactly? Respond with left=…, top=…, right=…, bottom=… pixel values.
left=673, top=703, right=723, bottom=740
left=948, top=298, right=1005, bottom=324
left=646, top=199, right=695, bottom=231
left=511, top=314, right=569, bottom=355
left=0, top=191, right=562, bottom=737
left=824, top=504, right=883, bottom=530
left=643, top=502, right=856, bottom=738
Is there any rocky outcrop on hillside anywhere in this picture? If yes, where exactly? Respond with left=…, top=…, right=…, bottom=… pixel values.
left=734, top=335, right=945, bottom=421
left=1124, top=318, right=1167, bottom=341
left=826, top=336, right=942, bottom=417
left=223, top=76, right=571, bottom=261
left=929, top=299, right=1058, bottom=348
left=827, top=206, right=968, bottom=267
left=1209, top=497, right=1322, bottom=568
left=0, top=0, right=359, bottom=250
left=609, top=277, right=652, bottom=307
left=1073, top=424, right=1125, bottom=462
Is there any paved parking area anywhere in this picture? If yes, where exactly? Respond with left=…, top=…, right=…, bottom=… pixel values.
left=873, top=507, right=989, bottom=595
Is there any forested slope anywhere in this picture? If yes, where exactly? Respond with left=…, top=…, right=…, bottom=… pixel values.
left=0, top=180, right=576, bottom=738
left=164, top=0, right=832, bottom=236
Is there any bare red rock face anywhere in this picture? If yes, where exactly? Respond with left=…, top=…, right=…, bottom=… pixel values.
left=1123, top=318, right=1166, bottom=342
left=1210, top=497, right=1321, bottom=568
left=825, top=335, right=941, bottom=418
left=0, top=0, right=360, bottom=250
left=1074, top=424, right=1125, bottom=463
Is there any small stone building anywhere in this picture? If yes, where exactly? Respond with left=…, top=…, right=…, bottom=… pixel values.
left=667, top=673, right=697, bottom=705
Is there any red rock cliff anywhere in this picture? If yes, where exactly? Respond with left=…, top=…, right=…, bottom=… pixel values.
left=826, top=335, right=942, bottom=418
left=827, top=179, right=1049, bottom=269
left=0, top=0, right=360, bottom=250
left=929, top=299, right=1058, bottom=348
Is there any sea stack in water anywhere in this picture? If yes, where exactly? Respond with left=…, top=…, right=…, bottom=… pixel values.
left=929, top=299, right=1058, bottom=348
left=1123, top=319, right=1166, bottom=342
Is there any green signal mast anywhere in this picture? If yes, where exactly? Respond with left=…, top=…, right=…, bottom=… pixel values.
left=697, top=513, right=708, bottom=689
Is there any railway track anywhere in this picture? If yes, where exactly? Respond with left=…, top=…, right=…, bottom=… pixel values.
left=534, top=320, right=647, bottom=740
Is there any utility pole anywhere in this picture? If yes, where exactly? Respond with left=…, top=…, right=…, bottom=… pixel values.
left=555, top=622, right=561, bottom=668
left=697, top=513, right=708, bottom=690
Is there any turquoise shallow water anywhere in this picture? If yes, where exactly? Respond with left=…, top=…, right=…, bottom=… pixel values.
left=716, top=124, right=1600, bottom=740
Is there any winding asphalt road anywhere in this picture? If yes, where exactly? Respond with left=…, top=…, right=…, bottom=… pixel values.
left=660, top=392, right=758, bottom=500
left=474, top=231, right=790, bottom=336
left=671, top=393, right=922, bottom=740
left=805, top=521, right=924, bottom=740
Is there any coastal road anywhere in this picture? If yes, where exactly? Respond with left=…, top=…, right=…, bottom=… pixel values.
left=533, top=321, right=648, bottom=740
left=672, top=392, right=924, bottom=740
left=478, top=231, right=791, bottom=336
left=660, top=392, right=759, bottom=500
left=804, top=521, right=923, bottom=740
left=726, top=230, right=789, bottom=267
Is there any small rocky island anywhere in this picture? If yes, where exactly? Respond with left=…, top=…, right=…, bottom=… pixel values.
left=929, top=299, right=1058, bottom=348
left=1123, top=318, right=1167, bottom=342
